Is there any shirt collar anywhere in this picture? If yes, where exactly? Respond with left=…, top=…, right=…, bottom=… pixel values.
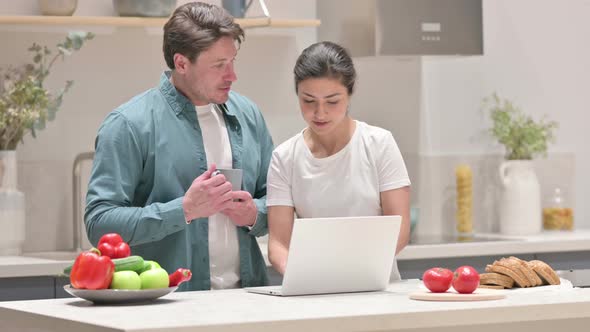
left=159, top=71, right=236, bottom=117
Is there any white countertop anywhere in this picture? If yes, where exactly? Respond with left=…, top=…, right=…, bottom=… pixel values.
left=397, top=229, right=590, bottom=260
left=0, top=256, right=71, bottom=278
left=1, top=280, right=589, bottom=332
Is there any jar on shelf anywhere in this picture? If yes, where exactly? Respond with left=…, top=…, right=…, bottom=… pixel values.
left=542, top=187, right=574, bottom=230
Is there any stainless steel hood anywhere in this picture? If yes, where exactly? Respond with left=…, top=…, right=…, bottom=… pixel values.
left=317, top=0, right=483, bottom=57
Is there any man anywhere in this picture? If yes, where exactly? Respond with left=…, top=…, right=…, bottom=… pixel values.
left=85, top=2, right=273, bottom=291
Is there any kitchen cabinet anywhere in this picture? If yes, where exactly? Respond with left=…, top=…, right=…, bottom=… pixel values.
left=54, top=276, right=73, bottom=299
left=0, top=277, right=55, bottom=301
left=0, top=256, right=71, bottom=301
left=0, top=276, right=73, bottom=301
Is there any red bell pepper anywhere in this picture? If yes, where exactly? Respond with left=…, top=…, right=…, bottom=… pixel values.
left=169, top=268, right=192, bottom=287
left=97, top=233, right=131, bottom=259
left=70, top=248, right=115, bottom=290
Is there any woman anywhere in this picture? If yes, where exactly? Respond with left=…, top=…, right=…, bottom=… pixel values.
left=267, top=41, right=411, bottom=280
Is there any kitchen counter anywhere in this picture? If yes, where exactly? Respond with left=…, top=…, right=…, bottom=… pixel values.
left=398, top=229, right=590, bottom=260
left=0, top=256, right=70, bottom=278
left=257, top=229, right=590, bottom=263
left=1, top=280, right=589, bottom=332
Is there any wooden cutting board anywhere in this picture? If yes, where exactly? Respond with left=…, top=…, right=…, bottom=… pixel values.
left=409, top=288, right=506, bottom=301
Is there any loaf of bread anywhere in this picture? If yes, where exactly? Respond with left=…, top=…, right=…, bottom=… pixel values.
left=480, top=257, right=560, bottom=289
left=480, top=272, right=515, bottom=289
left=528, top=260, right=561, bottom=285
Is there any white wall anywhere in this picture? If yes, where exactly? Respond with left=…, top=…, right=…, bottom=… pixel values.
left=418, top=0, right=590, bottom=234
left=4, top=0, right=587, bottom=252
left=1, top=0, right=316, bottom=252
left=351, top=56, right=422, bottom=205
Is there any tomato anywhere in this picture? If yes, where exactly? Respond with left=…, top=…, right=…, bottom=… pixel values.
left=452, top=265, right=480, bottom=294
left=422, top=267, right=454, bottom=293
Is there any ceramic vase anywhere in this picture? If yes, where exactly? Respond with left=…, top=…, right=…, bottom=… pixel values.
left=498, top=160, right=542, bottom=235
left=0, top=151, right=26, bottom=255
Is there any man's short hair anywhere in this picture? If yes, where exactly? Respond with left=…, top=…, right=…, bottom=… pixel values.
left=163, top=2, right=244, bottom=69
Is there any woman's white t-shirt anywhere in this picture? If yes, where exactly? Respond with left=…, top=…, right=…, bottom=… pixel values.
left=266, top=120, right=411, bottom=280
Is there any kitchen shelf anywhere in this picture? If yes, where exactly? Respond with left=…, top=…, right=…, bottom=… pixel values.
left=0, top=16, right=320, bottom=29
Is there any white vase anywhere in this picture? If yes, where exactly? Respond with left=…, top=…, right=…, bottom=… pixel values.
left=0, top=150, right=26, bottom=255
left=498, top=160, right=542, bottom=235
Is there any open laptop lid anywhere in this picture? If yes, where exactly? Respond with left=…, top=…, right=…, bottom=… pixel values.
left=279, top=215, right=401, bottom=296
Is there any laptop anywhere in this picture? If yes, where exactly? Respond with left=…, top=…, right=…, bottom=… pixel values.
left=246, top=215, right=401, bottom=296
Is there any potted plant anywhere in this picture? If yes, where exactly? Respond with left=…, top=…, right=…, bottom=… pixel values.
left=0, top=31, right=93, bottom=255
left=483, top=93, right=558, bottom=235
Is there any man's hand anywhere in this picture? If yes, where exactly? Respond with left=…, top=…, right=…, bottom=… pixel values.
left=221, top=191, right=258, bottom=227
left=182, top=164, right=233, bottom=222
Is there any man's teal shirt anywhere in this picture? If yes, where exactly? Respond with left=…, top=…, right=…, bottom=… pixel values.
left=85, top=72, right=273, bottom=291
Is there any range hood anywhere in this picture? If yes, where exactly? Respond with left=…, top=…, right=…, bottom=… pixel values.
left=317, top=0, right=483, bottom=57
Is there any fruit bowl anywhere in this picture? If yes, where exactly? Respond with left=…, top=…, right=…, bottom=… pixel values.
left=63, top=285, right=178, bottom=304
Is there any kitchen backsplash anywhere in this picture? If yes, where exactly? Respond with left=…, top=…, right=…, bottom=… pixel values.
left=414, top=152, right=575, bottom=237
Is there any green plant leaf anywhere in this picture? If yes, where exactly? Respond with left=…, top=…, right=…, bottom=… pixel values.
left=483, top=93, right=558, bottom=160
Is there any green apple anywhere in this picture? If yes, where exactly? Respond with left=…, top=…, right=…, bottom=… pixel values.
left=110, top=271, right=141, bottom=290
left=138, top=260, right=161, bottom=274
left=140, top=268, right=169, bottom=289
left=146, top=260, right=161, bottom=269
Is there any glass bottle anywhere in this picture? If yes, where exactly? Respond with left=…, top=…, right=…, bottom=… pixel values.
left=543, top=188, right=574, bottom=230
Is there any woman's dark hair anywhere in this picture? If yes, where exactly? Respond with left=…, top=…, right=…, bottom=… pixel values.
left=163, top=2, right=244, bottom=69
left=294, top=41, right=356, bottom=95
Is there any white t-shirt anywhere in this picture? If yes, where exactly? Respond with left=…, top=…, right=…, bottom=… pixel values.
left=196, top=104, right=240, bottom=290
left=266, top=120, right=411, bottom=280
